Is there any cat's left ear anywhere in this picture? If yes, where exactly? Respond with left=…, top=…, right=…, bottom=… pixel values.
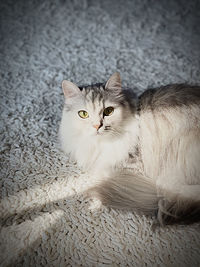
left=62, top=80, right=81, bottom=98
left=105, top=72, right=122, bottom=91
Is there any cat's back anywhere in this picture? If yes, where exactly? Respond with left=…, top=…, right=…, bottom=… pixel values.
left=138, top=84, right=200, bottom=112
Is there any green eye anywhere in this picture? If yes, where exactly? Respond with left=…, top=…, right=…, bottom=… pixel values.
left=103, top=107, right=114, bottom=116
left=78, top=110, right=89, bottom=119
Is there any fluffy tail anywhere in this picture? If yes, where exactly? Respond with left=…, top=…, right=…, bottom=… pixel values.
left=88, top=172, right=159, bottom=215
left=88, top=171, right=200, bottom=225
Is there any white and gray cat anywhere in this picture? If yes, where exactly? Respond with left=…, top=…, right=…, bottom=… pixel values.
left=59, top=72, right=200, bottom=225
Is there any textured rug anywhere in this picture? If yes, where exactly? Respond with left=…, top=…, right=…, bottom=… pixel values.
left=1, top=0, right=200, bottom=266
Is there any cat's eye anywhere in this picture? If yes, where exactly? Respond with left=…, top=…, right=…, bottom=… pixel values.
left=103, top=107, right=114, bottom=116
left=78, top=110, right=89, bottom=119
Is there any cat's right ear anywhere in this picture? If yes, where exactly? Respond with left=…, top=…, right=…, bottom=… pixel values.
left=105, top=72, right=122, bottom=91
left=62, top=80, right=81, bottom=98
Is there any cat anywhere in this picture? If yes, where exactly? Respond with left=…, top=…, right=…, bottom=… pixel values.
left=59, top=72, right=200, bottom=225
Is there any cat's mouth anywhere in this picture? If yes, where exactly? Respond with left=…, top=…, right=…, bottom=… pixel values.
left=95, top=126, right=111, bottom=136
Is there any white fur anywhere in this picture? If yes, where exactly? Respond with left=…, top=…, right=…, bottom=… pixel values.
left=59, top=100, right=139, bottom=177
left=59, top=74, right=200, bottom=223
left=60, top=99, right=200, bottom=201
left=139, top=106, right=200, bottom=198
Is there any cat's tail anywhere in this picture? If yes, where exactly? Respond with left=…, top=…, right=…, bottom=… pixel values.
left=87, top=171, right=159, bottom=215
left=87, top=171, right=200, bottom=225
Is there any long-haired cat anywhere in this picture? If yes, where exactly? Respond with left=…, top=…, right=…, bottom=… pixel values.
left=59, top=72, right=200, bottom=225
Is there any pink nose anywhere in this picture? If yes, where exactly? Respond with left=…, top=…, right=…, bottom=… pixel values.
left=93, top=124, right=101, bottom=130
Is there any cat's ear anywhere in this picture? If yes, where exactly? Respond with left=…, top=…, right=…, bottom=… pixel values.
left=105, top=72, right=122, bottom=91
left=62, top=80, right=81, bottom=98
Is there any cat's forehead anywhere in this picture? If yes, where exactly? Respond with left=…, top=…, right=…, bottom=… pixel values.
left=77, top=83, right=124, bottom=112
left=80, top=83, right=105, bottom=103
left=80, top=83, right=118, bottom=103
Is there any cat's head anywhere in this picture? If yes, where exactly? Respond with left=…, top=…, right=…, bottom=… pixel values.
left=61, top=72, right=136, bottom=140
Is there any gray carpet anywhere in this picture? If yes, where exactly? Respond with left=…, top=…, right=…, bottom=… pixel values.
left=1, top=0, right=200, bottom=266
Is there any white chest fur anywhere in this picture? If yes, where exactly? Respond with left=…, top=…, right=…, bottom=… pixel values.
left=60, top=116, right=139, bottom=177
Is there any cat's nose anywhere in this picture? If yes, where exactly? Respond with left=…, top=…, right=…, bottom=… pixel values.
left=93, top=124, right=101, bottom=130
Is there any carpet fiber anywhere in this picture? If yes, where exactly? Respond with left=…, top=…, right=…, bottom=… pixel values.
left=1, top=0, right=200, bottom=266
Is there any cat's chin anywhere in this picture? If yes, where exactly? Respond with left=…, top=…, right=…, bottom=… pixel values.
left=93, top=131, right=103, bottom=137
left=90, top=131, right=109, bottom=140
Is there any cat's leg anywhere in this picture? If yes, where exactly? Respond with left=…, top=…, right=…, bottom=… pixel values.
left=156, top=178, right=200, bottom=224
left=156, top=178, right=200, bottom=201
left=156, top=182, right=200, bottom=225
left=179, top=185, right=200, bottom=201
